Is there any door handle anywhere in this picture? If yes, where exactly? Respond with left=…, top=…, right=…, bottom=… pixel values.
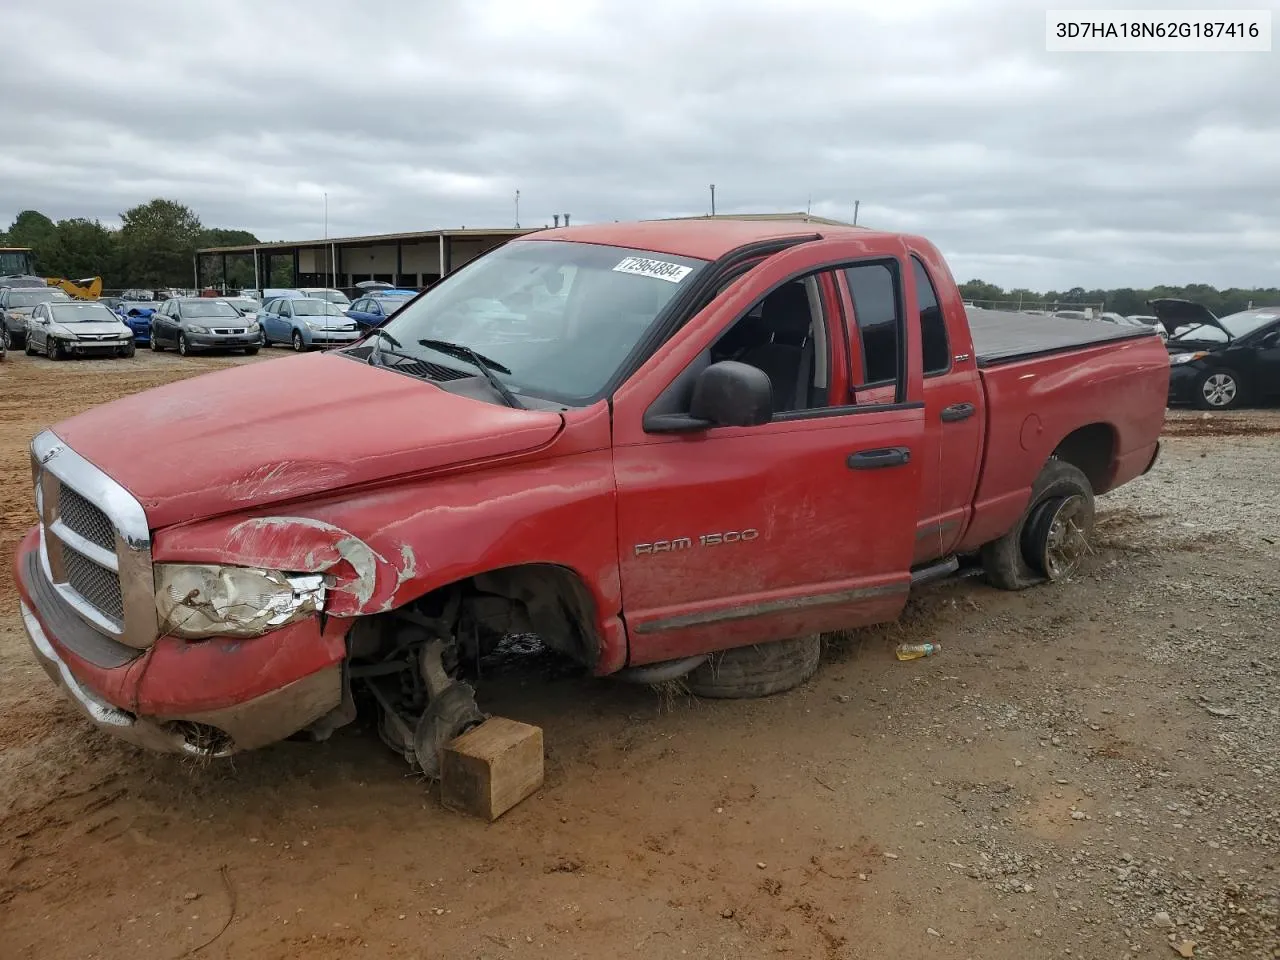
left=941, top=402, right=976, bottom=423
left=847, top=447, right=911, bottom=470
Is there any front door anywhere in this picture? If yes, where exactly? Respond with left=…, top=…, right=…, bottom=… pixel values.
left=611, top=240, right=926, bottom=666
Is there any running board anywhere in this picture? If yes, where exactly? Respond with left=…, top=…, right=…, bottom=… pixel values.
left=910, top=555, right=960, bottom=586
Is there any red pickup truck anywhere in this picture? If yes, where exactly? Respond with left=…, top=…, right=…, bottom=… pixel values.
left=15, top=219, right=1169, bottom=770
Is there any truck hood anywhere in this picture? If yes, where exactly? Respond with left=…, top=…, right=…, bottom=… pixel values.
left=51, top=352, right=565, bottom=528
left=1147, top=298, right=1228, bottom=339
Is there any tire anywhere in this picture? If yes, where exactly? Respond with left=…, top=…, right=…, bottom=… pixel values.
left=149, top=335, right=162, bottom=351
left=178, top=334, right=190, bottom=356
left=291, top=331, right=305, bottom=352
left=121, top=342, right=136, bottom=358
left=982, top=460, right=1095, bottom=591
left=46, top=338, right=62, bottom=361
left=1193, top=368, right=1243, bottom=410
left=243, top=346, right=259, bottom=356
left=24, top=336, right=36, bottom=356
left=686, top=634, right=822, bottom=699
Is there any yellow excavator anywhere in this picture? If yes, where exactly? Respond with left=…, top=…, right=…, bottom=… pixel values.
left=45, top=276, right=103, bottom=299
left=1, top=247, right=101, bottom=299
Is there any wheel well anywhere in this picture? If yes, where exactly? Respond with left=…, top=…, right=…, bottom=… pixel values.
left=420, top=563, right=602, bottom=669
left=1051, top=423, right=1117, bottom=493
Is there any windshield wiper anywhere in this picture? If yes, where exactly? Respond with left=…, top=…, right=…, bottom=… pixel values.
left=363, top=327, right=413, bottom=367
left=418, top=338, right=524, bottom=409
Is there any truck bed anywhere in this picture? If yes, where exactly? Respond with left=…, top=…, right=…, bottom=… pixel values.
left=967, top=307, right=1156, bottom=367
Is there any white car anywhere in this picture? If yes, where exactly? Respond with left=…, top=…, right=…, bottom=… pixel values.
left=1126, top=314, right=1168, bottom=340
left=23, top=300, right=135, bottom=359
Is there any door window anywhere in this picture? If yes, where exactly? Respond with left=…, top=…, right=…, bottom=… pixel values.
left=845, top=261, right=902, bottom=389
left=912, top=257, right=950, bottom=375
left=703, top=273, right=832, bottom=416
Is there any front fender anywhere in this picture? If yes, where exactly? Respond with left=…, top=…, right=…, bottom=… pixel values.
left=150, top=446, right=626, bottom=670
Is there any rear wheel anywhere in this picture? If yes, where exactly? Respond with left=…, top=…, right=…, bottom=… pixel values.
left=686, top=635, right=822, bottom=699
left=982, top=460, right=1095, bottom=590
left=1193, top=369, right=1243, bottom=410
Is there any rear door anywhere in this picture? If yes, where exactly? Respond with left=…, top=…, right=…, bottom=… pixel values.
left=905, top=254, right=983, bottom=562
left=611, top=238, right=926, bottom=666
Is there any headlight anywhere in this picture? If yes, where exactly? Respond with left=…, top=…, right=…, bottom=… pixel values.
left=245, top=320, right=260, bottom=330
left=305, top=320, right=325, bottom=331
left=187, top=324, right=210, bottom=334
left=154, top=564, right=325, bottom=639
left=1169, top=351, right=1207, bottom=365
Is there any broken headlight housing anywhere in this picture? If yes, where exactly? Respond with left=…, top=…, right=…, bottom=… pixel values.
left=154, top=564, right=325, bottom=639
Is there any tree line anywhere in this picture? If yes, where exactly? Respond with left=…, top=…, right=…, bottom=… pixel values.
left=0, top=199, right=260, bottom=290
left=4, top=198, right=1277, bottom=312
left=958, top=279, right=1280, bottom=318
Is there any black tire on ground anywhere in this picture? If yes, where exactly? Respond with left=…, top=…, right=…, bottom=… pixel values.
left=24, top=336, right=36, bottom=356
left=981, top=459, right=1095, bottom=591
left=686, top=634, right=822, bottom=699
left=121, top=342, right=136, bottom=358
left=46, top=338, right=62, bottom=361
left=178, top=334, right=190, bottom=356
left=1192, top=368, right=1244, bottom=410
left=244, top=346, right=259, bottom=356
left=291, top=331, right=304, bottom=352
left=149, top=335, right=162, bottom=351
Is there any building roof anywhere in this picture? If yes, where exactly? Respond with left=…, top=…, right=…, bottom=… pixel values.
left=196, top=227, right=537, bottom=255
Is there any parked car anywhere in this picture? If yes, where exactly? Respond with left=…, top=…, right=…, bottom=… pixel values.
left=12, top=219, right=1170, bottom=767
left=116, top=301, right=161, bottom=345
left=299, top=288, right=353, bottom=311
left=148, top=297, right=262, bottom=356
left=347, top=293, right=415, bottom=329
left=262, top=287, right=306, bottom=301
left=1052, top=310, right=1092, bottom=322
left=258, top=296, right=361, bottom=350
left=23, top=300, right=135, bottom=359
left=1151, top=298, right=1280, bottom=409
left=221, top=297, right=262, bottom=318
left=1, top=287, right=70, bottom=347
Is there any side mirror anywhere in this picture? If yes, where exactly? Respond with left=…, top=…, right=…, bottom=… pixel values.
left=1258, top=329, right=1280, bottom=347
left=645, top=360, right=773, bottom=433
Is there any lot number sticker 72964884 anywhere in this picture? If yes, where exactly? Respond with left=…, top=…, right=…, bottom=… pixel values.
left=612, top=256, right=693, bottom=283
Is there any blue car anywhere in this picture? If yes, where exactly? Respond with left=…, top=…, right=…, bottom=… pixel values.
left=116, top=301, right=160, bottom=344
left=347, top=293, right=415, bottom=330
left=258, top=296, right=361, bottom=351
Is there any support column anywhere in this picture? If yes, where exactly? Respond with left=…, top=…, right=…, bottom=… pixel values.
left=438, top=234, right=445, bottom=280
left=221, top=253, right=228, bottom=292
left=396, top=241, right=403, bottom=286
left=292, top=249, right=300, bottom=287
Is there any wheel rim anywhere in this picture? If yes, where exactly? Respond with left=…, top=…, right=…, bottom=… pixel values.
left=1202, top=373, right=1237, bottom=407
left=293, top=333, right=302, bottom=351
left=1041, top=495, right=1089, bottom=580
left=179, top=336, right=187, bottom=355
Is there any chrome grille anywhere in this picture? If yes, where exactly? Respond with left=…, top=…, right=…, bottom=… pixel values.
left=31, top=431, right=157, bottom=650
left=211, top=327, right=247, bottom=335
left=63, top=547, right=125, bottom=621
left=58, top=484, right=116, bottom=551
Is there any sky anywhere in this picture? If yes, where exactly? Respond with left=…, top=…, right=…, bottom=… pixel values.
left=1, top=0, right=1277, bottom=291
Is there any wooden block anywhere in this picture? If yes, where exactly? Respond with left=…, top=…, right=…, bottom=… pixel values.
left=440, top=717, right=544, bottom=821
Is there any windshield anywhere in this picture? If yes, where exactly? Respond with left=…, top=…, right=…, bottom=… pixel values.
left=8, top=289, right=61, bottom=307
left=51, top=303, right=118, bottom=324
left=310, top=290, right=351, bottom=306
left=181, top=301, right=241, bottom=319
left=1172, top=309, right=1280, bottom=343
left=368, top=240, right=707, bottom=403
left=292, top=300, right=345, bottom=317
left=122, top=302, right=159, bottom=313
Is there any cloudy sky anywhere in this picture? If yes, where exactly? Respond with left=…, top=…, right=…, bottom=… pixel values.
left=2, top=0, right=1276, bottom=290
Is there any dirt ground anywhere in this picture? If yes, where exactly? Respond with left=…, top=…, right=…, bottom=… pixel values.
left=0, top=350, right=1276, bottom=960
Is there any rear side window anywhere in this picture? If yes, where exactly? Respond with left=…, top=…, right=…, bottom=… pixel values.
left=912, top=257, right=950, bottom=375
left=844, top=262, right=901, bottom=385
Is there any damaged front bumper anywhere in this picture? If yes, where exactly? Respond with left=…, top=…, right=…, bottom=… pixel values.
left=15, top=528, right=347, bottom=756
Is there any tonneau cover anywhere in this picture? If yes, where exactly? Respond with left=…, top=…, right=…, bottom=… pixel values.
left=968, top=307, right=1155, bottom=367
